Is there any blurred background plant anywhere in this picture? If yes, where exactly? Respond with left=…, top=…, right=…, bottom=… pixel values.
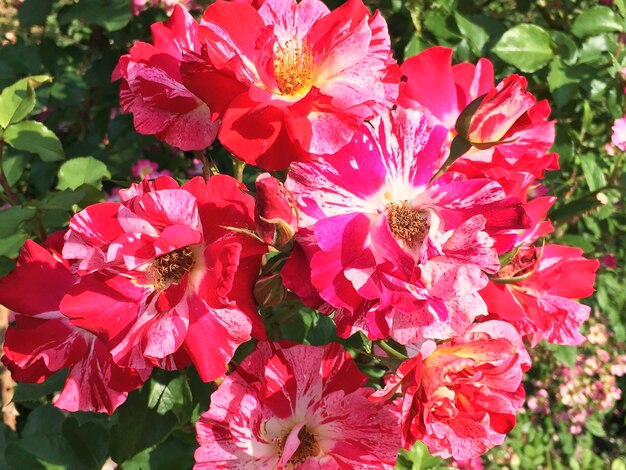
left=0, top=0, right=624, bottom=468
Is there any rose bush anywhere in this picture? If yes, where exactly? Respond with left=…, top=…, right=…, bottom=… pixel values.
left=0, top=1, right=624, bottom=469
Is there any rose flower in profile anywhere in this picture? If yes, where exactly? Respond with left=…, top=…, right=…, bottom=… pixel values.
left=371, top=321, right=530, bottom=460
left=195, top=341, right=400, bottom=469
left=113, top=5, right=218, bottom=151
left=181, top=0, right=399, bottom=170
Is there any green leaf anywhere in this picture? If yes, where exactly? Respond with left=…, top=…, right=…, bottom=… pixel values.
left=572, top=6, right=624, bottom=38
left=454, top=13, right=489, bottom=55
left=110, top=387, right=178, bottom=464
left=395, top=441, right=445, bottom=469
left=56, top=157, right=111, bottom=191
left=58, top=0, right=132, bottom=32
left=62, top=418, right=109, bottom=470
left=580, top=153, right=607, bottom=191
left=0, top=232, right=29, bottom=258
left=547, top=59, right=579, bottom=108
left=551, top=31, right=579, bottom=66
left=0, top=206, right=35, bottom=238
left=548, top=343, right=577, bottom=368
left=13, top=370, right=67, bottom=403
left=40, top=189, right=85, bottom=211
left=2, top=121, right=64, bottom=162
left=492, top=24, right=553, bottom=73
left=585, top=416, right=606, bottom=437
left=0, top=75, right=52, bottom=128
left=2, top=154, right=27, bottom=187
left=148, top=372, right=193, bottom=423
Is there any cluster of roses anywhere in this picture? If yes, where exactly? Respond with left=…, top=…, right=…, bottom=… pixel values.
left=0, top=0, right=600, bottom=467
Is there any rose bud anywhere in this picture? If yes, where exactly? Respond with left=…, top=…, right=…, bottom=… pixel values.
left=254, top=173, right=298, bottom=249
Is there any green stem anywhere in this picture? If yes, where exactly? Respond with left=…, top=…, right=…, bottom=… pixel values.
left=0, top=140, right=19, bottom=206
left=232, top=158, right=246, bottom=183
left=377, top=340, right=408, bottom=360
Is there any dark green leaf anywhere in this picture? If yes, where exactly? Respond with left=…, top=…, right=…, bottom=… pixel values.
left=0, top=232, right=29, bottom=258
left=13, top=370, right=67, bottom=403
left=62, top=418, right=109, bottom=470
left=580, top=153, right=607, bottom=191
left=40, top=189, right=85, bottom=210
left=454, top=13, right=489, bottom=55
left=58, top=0, right=133, bottom=32
left=110, top=386, right=178, bottom=464
left=18, top=0, right=54, bottom=28
left=148, top=372, right=193, bottom=423
left=0, top=206, right=36, bottom=238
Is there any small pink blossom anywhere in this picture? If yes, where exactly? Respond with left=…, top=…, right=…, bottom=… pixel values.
left=131, top=159, right=172, bottom=180
left=611, top=116, right=626, bottom=151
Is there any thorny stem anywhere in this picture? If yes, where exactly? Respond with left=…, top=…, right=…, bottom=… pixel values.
left=377, top=340, right=409, bottom=360
left=0, top=140, right=19, bottom=206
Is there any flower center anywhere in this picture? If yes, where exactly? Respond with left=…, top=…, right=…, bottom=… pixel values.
left=386, top=203, right=429, bottom=247
left=273, top=39, right=315, bottom=96
left=288, top=426, right=319, bottom=466
left=152, top=246, right=195, bottom=290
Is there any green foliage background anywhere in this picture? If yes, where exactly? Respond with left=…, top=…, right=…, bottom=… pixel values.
left=0, top=0, right=624, bottom=468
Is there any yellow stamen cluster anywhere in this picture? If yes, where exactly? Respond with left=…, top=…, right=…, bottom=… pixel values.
left=386, top=203, right=429, bottom=248
left=152, top=246, right=195, bottom=290
left=276, top=425, right=320, bottom=466
left=273, top=39, right=315, bottom=96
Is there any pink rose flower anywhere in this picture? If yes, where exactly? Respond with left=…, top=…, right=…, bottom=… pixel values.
left=283, top=107, right=529, bottom=343
left=181, top=0, right=399, bottom=170
left=114, top=5, right=218, bottom=150
left=60, top=175, right=266, bottom=382
left=400, top=47, right=558, bottom=179
left=481, top=244, right=599, bottom=346
left=0, top=234, right=149, bottom=414
left=195, top=341, right=400, bottom=469
left=371, top=321, right=530, bottom=460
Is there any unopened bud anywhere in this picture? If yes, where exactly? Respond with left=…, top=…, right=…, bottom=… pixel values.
left=254, top=270, right=289, bottom=307
left=254, top=173, right=298, bottom=249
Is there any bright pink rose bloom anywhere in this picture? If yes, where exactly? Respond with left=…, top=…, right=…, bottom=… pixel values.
left=401, top=47, right=558, bottom=178
left=611, top=116, right=626, bottom=151
left=283, top=108, right=529, bottom=343
left=400, top=46, right=494, bottom=132
left=371, top=321, right=530, bottom=460
left=114, top=5, right=218, bottom=151
left=181, top=0, right=400, bottom=170
left=482, top=244, right=599, bottom=346
left=60, top=175, right=266, bottom=382
left=195, top=341, right=400, bottom=469
left=0, top=235, right=148, bottom=414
